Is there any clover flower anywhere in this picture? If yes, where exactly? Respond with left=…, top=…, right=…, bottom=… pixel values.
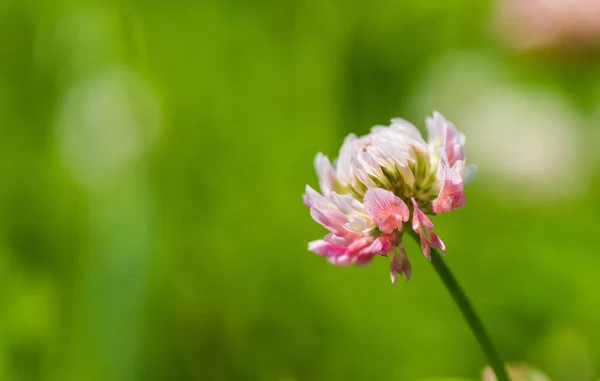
left=304, top=112, right=475, bottom=284
left=497, top=0, right=600, bottom=51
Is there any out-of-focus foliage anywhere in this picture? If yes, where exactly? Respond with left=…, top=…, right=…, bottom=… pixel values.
left=1, top=0, right=600, bottom=380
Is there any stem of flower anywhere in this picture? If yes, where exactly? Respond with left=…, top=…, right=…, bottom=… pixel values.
left=429, top=249, right=510, bottom=381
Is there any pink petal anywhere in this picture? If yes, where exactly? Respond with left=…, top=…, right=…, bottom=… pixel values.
left=302, top=193, right=311, bottom=208
left=353, top=235, right=395, bottom=266
left=426, top=111, right=466, bottom=167
left=426, top=112, right=447, bottom=148
left=329, top=254, right=353, bottom=266
left=432, top=150, right=466, bottom=214
left=353, top=252, right=377, bottom=266
left=304, top=185, right=348, bottom=231
left=365, top=235, right=393, bottom=255
left=309, top=207, right=347, bottom=232
left=390, top=241, right=412, bottom=285
left=363, top=187, right=410, bottom=233
left=346, top=236, right=374, bottom=253
left=411, top=198, right=446, bottom=260
left=339, top=237, right=375, bottom=266
left=324, top=231, right=360, bottom=246
left=308, top=240, right=347, bottom=258
left=311, top=233, right=393, bottom=268
left=449, top=142, right=465, bottom=168
left=303, top=185, right=328, bottom=209
left=411, top=198, right=433, bottom=230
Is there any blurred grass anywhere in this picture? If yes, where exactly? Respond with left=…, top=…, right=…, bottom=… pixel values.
left=1, top=0, right=600, bottom=380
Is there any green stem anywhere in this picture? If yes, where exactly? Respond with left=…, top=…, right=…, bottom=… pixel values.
left=429, top=249, right=510, bottom=381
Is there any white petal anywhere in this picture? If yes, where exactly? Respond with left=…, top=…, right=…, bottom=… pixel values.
left=330, top=192, right=366, bottom=216
left=314, top=152, right=336, bottom=196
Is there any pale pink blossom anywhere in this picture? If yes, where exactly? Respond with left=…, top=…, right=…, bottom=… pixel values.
left=496, top=0, right=600, bottom=51
left=482, top=363, right=550, bottom=381
left=304, top=112, right=474, bottom=283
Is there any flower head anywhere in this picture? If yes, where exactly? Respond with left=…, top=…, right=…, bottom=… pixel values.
left=304, top=112, right=475, bottom=284
left=497, top=0, right=600, bottom=51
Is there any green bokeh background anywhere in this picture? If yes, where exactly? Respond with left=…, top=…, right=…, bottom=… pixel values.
left=1, top=1, right=600, bottom=380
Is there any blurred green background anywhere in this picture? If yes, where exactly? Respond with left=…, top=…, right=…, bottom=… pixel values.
left=2, top=0, right=600, bottom=380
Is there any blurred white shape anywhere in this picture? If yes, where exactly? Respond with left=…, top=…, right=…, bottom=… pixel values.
left=495, top=0, right=600, bottom=50
left=463, top=87, right=584, bottom=201
left=413, top=52, right=586, bottom=202
left=55, top=67, right=161, bottom=189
